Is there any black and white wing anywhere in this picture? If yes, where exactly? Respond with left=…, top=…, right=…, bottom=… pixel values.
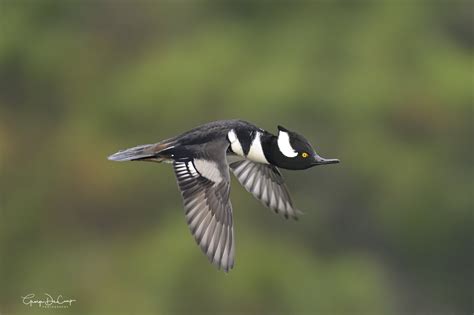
left=230, top=160, right=301, bottom=219
left=173, top=157, right=235, bottom=272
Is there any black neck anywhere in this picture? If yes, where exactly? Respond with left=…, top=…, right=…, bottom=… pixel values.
left=261, top=133, right=280, bottom=165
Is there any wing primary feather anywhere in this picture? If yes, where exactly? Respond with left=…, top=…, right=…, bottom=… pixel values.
left=173, top=152, right=234, bottom=272
left=230, top=160, right=300, bottom=220
left=201, top=215, right=217, bottom=252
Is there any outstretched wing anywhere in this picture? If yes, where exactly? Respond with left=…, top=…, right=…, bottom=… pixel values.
left=229, top=160, right=301, bottom=219
left=173, top=157, right=235, bottom=272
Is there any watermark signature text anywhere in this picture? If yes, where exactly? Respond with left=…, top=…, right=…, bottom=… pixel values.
left=21, top=293, right=76, bottom=309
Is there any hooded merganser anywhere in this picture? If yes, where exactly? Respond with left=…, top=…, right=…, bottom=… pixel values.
left=108, top=119, right=339, bottom=272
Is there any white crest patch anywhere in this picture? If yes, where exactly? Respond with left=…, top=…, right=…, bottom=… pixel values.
left=227, top=129, right=244, bottom=157
left=194, top=159, right=223, bottom=183
left=247, top=132, right=269, bottom=164
left=277, top=131, right=298, bottom=158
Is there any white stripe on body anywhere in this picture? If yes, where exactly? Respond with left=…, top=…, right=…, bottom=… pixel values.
left=247, top=132, right=269, bottom=164
left=227, top=129, right=244, bottom=157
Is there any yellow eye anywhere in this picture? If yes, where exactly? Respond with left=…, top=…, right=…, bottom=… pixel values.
left=301, top=152, right=309, bottom=158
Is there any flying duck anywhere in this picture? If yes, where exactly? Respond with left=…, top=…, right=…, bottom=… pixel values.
left=108, top=119, right=339, bottom=272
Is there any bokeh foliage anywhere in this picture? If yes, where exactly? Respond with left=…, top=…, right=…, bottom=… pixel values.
left=0, top=1, right=472, bottom=315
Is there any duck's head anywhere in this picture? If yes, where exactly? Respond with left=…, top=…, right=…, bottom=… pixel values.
left=264, top=125, right=340, bottom=170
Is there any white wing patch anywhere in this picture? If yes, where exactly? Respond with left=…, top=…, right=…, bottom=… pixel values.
left=247, top=132, right=269, bottom=164
left=227, top=129, right=244, bottom=157
left=194, top=159, right=223, bottom=183
left=277, top=131, right=298, bottom=158
left=187, top=160, right=198, bottom=176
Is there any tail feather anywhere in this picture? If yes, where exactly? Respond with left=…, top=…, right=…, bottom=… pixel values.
left=108, top=142, right=173, bottom=162
left=108, top=144, right=154, bottom=161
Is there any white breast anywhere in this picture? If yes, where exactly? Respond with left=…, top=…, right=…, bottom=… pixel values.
left=247, top=132, right=269, bottom=164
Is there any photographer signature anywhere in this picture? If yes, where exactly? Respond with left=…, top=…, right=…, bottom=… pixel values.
left=21, top=293, right=76, bottom=308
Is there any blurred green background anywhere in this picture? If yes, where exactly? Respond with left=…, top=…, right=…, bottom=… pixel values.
left=0, top=1, right=472, bottom=315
